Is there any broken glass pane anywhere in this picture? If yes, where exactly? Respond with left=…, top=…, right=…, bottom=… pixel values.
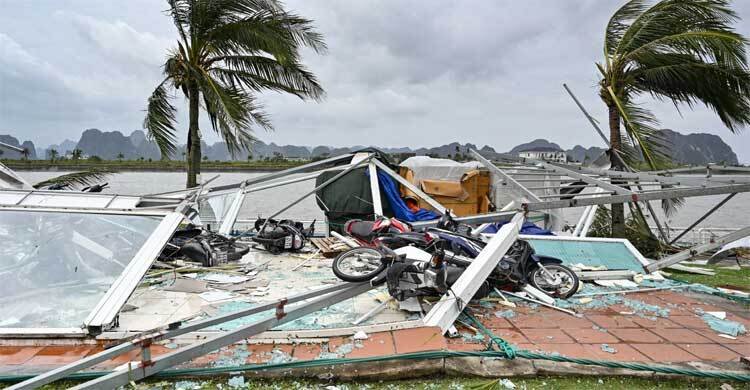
left=0, top=210, right=162, bottom=330
left=197, top=191, right=238, bottom=230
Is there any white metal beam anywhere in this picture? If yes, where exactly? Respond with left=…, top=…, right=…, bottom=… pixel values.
left=645, top=225, right=750, bottom=272
left=534, top=160, right=634, bottom=195
left=423, top=212, right=523, bottom=333
left=207, top=153, right=356, bottom=193
left=84, top=212, right=185, bottom=330
left=368, top=161, right=383, bottom=216
left=371, top=158, right=447, bottom=215
left=470, top=149, right=541, bottom=203
left=217, top=188, right=246, bottom=235
left=71, top=283, right=374, bottom=389
left=523, top=183, right=750, bottom=211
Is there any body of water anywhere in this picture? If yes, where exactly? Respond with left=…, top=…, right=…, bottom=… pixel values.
left=18, top=170, right=750, bottom=231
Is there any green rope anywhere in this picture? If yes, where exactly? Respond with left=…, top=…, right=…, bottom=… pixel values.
left=459, top=309, right=750, bottom=382
left=1, top=346, right=749, bottom=384
left=459, top=312, right=516, bottom=359
left=2, top=308, right=748, bottom=385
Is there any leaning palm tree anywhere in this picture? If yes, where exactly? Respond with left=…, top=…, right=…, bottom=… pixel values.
left=48, top=149, right=58, bottom=162
left=599, top=0, right=750, bottom=236
left=144, top=0, right=325, bottom=187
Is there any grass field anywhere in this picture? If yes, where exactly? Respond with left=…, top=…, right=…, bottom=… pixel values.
left=668, top=263, right=750, bottom=291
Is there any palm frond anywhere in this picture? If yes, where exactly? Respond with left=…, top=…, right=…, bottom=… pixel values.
left=167, top=0, right=191, bottom=46
left=143, top=78, right=179, bottom=158
left=630, top=54, right=750, bottom=131
left=33, top=169, right=115, bottom=190
left=209, top=55, right=324, bottom=100
left=606, top=87, right=671, bottom=170
left=215, top=0, right=326, bottom=54
left=605, top=0, right=649, bottom=56
left=197, top=69, right=266, bottom=156
left=616, top=0, right=742, bottom=58
left=605, top=0, right=750, bottom=133
left=660, top=189, right=685, bottom=217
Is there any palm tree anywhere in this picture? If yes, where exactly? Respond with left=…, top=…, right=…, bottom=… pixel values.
left=48, top=149, right=58, bottom=162
left=144, top=0, right=326, bottom=187
left=599, top=0, right=750, bottom=236
left=116, top=153, right=125, bottom=162
left=71, top=148, right=83, bottom=160
left=20, top=148, right=30, bottom=160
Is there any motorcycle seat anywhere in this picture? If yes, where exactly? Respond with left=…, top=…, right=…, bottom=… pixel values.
left=345, top=220, right=379, bottom=241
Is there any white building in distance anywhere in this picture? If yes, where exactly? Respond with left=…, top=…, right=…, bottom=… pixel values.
left=518, top=147, right=567, bottom=163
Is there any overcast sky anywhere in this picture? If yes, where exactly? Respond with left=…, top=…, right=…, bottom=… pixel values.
left=1, top=1, right=749, bottom=161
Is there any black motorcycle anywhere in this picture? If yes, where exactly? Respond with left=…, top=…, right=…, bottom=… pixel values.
left=332, top=215, right=579, bottom=299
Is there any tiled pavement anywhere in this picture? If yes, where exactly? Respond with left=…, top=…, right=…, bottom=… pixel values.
left=0, top=290, right=748, bottom=376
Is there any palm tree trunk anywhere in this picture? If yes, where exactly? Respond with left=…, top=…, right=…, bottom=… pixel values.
left=608, top=103, right=626, bottom=237
left=186, top=84, right=201, bottom=188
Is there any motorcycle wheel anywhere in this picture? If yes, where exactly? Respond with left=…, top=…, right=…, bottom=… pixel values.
left=529, top=263, right=580, bottom=299
left=332, top=247, right=387, bottom=282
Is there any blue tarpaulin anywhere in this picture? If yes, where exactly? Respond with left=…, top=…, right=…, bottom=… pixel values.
left=371, top=169, right=439, bottom=222
left=481, top=221, right=555, bottom=236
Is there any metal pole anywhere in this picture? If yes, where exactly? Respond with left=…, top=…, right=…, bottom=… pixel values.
left=523, top=183, right=750, bottom=211
left=645, top=225, right=750, bottom=272
left=609, top=151, right=670, bottom=243
left=261, top=155, right=371, bottom=228
left=668, top=193, right=737, bottom=245
left=70, top=283, right=375, bottom=389
left=10, top=282, right=359, bottom=390
left=371, top=158, right=447, bottom=215
left=424, top=213, right=523, bottom=333
left=562, top=83, right=610, bottom=147
left=207, top=153, right=355, bottom=193
left=470, top=149, right=541, bottom=202
left=0, top=140, right=25, bottom=153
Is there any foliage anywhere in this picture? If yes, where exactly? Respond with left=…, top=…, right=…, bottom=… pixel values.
left=600, top=0, right=750, bottom=170
left=144, top=0, right=325, bottom=186
left=32, top=168, right=115, bottom=190
left=588, top=206, right=664, bottom=257
left=71, top=148, right=83, bottom=160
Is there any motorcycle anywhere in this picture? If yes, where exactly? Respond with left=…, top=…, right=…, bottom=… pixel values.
left=250, top=218, right=315, bottom=254
left=332, top=213, right=580, bottom=299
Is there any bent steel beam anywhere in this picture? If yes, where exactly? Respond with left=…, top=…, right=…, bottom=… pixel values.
left=70, top=282, right=374, bottom=389
left=208, top=153, right=355, bottom=193
left=645, top=225, right=750, bottom=273
left=523, top=183, right=750, bottom=211
left=371, top=158, right=447, bottom=215
left=262, top=155, right=371, bottom=225
left=424, top=213, right=523, bottom=333
left=470, top=149, right=541, bottom=203
left=668, top=193, right=737, bottom=245
left=10, top=283, right=358, bottom=390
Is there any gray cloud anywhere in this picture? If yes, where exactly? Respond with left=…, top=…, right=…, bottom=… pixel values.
left=0, top=0, right=749, bottom=162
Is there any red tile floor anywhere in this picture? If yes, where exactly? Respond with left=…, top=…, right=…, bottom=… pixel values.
left=0, top=290, right=748, bottom=375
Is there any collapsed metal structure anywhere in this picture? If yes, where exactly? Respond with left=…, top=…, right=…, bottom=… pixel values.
left=4, top=143, right=750, bottom=388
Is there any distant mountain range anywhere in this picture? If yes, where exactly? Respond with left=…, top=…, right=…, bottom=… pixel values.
left=0, top=128, right=740, bottom=166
